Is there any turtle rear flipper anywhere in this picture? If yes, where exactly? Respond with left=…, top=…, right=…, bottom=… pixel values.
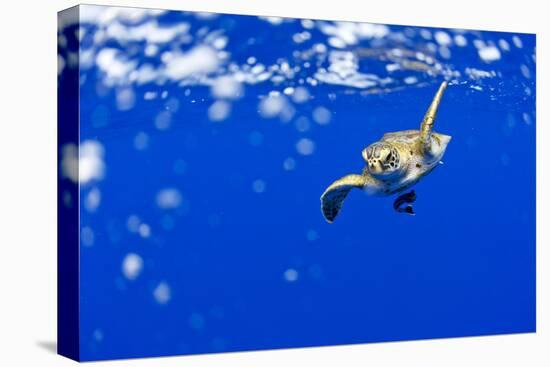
left=320, top=174, right=367, bottom=223
left=393, top=190, right=417, bottom=216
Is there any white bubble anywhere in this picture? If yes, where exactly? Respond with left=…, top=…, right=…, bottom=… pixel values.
left=81, top=226, right=94, bottom=247
left=439, top=46, right=451, bottom=59
left=473, top=39, right=485, bottom=49
left=296, top=138, right=315, bottom=156
left=520, top=64, right=531, bottom=79
left=59, top=144, right=77, bottom=183
left=293, top=31, right=311, bottom=43
left=454, top=34, right=467, bottom=47
left=251, top=64, right=265, bottom=74
left=127, top=215, right=141, bottom=232
left=301, top=19, right=315, bottom=29
left=391, top=48, right=404, bottom=57
left=153, top=282, right=171, bottom=304
left=465, top=68, right=495, bottom=79
left=478, top=45, right=501, bottom=62
left=252, top=179, right=266, bottom=193
left=512, top=35, right=523, bottom=48
left=156, top=188, right=182, bottom=209
left=144, top=43, right=159, bottom=57
left=144, top=91, right=157, bottom=100
left=116, top=87, right=135, bottom=111
left=84, top=187, right=101, bottom=212
left=404, top=76, right=418, bottom=85
left=258, top=92, right=294, bottom=122
left=164, top=45, right=220, bottom=80
left=122, top=253, right=143, bottom=280
left=434, top=31, right=452, bottom=46
left=66, top=51, right=78, bottom=69
left=323, top=22, right=392, bottom=41
left=134, top=131, right=149, bottom=150
left=211, top=76, right=243, bottom=99
left=283, top=157, right=296, bottom=171
left=386, top=63, right=400, bottom=72
left=292, top=87, right=310, bottom=104
left=58, top=34, right=67, bottom=48
left=284, top=268, right=299, bottom=282
left=258, top=94, right=287, bottom=118
left=314, top=50, right=379, bottom=89
left=522, top=112, right=532, bottom=125
left=58, top=54, right=65, bottom=75
left=155, top=110, right=172, bottom=130
left=498, top=39, right=510, bottom=52
left=208, top=100, right=231, bottom=121
left=260, top=16, right=284, bottom=25
left=138, top=223, right=151, bottom=238
left=212, top=36, right=228, bottom=50
left=195, top=12, right=218, bottom=20
left=79, top=141, right=105, bottom=185
left=133, top=64, right=158, bottom=85
left=328, top=37, right=346, bottom=48
left=93, top=329, right=103, bottom=342
left=102, top=14, right=188, bottom=43
left=283, top=87, right=295, bottom=96
left=312, top=107, right=331, bottom=125
left=420, top=29, right=432, bottom=40
left=95, top=48, right=136, bottom=86
left=314, top=43, right=327, bottom=53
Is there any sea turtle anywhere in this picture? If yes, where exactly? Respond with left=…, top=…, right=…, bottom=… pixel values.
left=320, top=81, right=451, bottom=223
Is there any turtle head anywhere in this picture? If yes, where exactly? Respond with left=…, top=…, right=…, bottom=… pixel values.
left=362, top=142, right=401, bottom=178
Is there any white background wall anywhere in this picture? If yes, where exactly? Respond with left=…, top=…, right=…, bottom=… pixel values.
left=0, top=0, right=547, bottom=365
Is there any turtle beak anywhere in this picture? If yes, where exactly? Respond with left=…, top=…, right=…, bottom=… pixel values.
left=368, top=161, right=383, bottom=174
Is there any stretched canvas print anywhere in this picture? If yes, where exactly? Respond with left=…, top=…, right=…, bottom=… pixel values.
left=57, top=4, right=536, bottom=362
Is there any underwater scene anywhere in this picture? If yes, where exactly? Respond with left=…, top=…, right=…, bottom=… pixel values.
left=58, top=5, right=536, bottom=361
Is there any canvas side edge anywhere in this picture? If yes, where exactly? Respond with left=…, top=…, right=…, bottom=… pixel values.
left=57, top=5, right=81, bottom=362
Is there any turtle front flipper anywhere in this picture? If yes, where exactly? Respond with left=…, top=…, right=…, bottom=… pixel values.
left=320, top=174, right=367, bottom=223
left=420, top=81, right=447, bottom=152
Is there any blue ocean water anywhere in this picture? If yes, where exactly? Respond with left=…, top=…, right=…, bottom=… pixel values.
left=59, top=5, right=535, bottom=360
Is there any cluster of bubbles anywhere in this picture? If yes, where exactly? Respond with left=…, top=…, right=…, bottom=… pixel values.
left=59, top=6, right=535, bottom=96
left=60, top=5, right=534, bottom=160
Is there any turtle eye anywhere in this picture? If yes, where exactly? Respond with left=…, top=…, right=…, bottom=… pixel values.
left=382, top=148, right=400, bottom=170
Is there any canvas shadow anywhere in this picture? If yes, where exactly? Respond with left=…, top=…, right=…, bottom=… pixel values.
left=36, top=340, right=57, bottom=354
